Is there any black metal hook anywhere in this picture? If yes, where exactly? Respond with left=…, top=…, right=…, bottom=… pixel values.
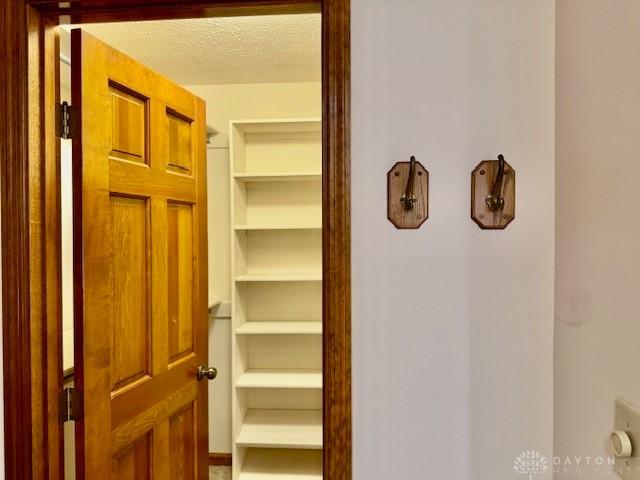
left=485, top=154, right=506, bottom=212
left=401, top=155, right=417, bottom=211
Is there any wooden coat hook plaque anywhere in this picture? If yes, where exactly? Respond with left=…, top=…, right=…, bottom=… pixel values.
left=471, top=154, right=515, bottom=229
left=387, top=156, right=429, bottom=229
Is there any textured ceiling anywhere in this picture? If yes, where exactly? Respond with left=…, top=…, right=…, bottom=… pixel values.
left=61, top=14, right=320, bottom=85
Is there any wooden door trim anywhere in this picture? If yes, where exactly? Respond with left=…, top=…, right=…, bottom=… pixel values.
left=1, top=1, right=351, bottom=479
left=208, top=452, right=232, bottom=466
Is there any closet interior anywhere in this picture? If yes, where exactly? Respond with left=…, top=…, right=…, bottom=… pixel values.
left=57, top=14, right=323, bottom=479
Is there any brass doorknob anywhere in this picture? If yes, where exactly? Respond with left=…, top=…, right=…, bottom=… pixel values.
left=197, top=366, right=217, bottom=381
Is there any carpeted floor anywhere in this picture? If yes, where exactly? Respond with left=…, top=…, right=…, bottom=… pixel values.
left=209, top=466, right=231, bottom=480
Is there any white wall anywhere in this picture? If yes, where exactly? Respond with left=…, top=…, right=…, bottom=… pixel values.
left=351, top=1, right=555, bottom=479
left=185, top=82, right=321, bottom=454
left=555, top=2, right=640, bottom=478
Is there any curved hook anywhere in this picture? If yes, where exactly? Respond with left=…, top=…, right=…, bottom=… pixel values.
left=485, top=154, right=506, bottom=211
left=401, top=155, right=417, bottom=211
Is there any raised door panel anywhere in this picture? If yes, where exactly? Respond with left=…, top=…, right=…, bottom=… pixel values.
left=167, top=202, right=195, bottom=363
left=112, top=432, right=152, bottom=480
left=111, top=196, right=151, bottom=392
left=167, top=109, right=193, bottom=175
left=109, top=85, right=148, bottom=164
left=169, top=403, right=197, bottom=480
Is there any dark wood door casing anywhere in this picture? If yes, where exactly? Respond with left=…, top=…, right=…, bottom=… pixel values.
left=1, top=1, right=350, bottom=479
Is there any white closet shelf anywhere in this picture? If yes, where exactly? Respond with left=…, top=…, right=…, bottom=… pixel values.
left=239, top=449, right=322, bottom=480
left=235, top=273, right=322, bottom=282
left=234, top=172, right=322, bottom=182
left=236, top=409, right=323, bottom=450
left=230, top=118, right=321, bottom=134
left=236, top=369, right=322, bottom=389
left=234, top=224, right=322, bottom=231
left=236, top=322, right=322, bottom=335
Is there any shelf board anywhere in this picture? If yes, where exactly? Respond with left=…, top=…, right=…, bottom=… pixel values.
left=230, top=118, right=321, bottom=134
left=235, top=273, right=322, bottom=283
left=234, top=224, right=322, bottom=231
left=236, top=410, right=322, bottom=450
left=234, top=172, right=322, bottom=182
left=239, top=449, right=322, bottom=480
left=236, top=322, right=322, bottom=335
left=236, top=369, right=322, bottom=389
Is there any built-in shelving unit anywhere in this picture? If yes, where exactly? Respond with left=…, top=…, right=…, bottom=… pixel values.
left=230, top=118, right=322, bottom=479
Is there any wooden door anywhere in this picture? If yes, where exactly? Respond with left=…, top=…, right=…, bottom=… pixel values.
left=71, top=29, right=209, bottom=479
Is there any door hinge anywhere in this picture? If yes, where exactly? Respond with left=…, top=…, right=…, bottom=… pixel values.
left=59, top=387, right=83, bottom=423
left=56, top=101, right=78, bottom=139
